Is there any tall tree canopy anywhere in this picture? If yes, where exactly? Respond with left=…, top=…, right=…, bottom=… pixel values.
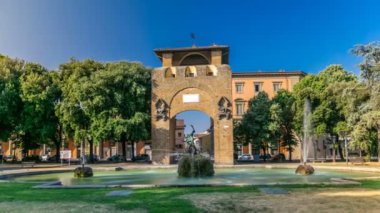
left=86, top=61, right=151, bottom=160
left=239, top=92, right=272, bottom=161
left=270, top=89, right=297, bottom=160
left=293, top=65, right=357, bottom=160
left=19, top=63, right=61, bottom=155
left=56, top=59, right=104, bottom=161
left=0, top=55, right=24, bottom=143
left=350, top=42, right=380, bottom=161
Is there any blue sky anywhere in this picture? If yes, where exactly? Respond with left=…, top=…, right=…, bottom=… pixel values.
left=1, top=0, right=380, bottom=133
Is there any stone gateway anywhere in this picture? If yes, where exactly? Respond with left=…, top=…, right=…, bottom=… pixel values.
left=151, top=45, right=234, bottom=165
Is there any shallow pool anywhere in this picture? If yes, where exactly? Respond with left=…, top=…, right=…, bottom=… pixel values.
left=12, top=168, right=380, bottom=186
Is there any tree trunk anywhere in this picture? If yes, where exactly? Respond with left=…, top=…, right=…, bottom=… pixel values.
left=131, top=141, right=135, bottom=161
left=262, top=145, right=266, bottom=162
left=89, top=139, right=94, bottom=164
left=288, top=143, right=292, bottom=161
left=54, top=140, right=61, bottom=163
left=55, top=125, right=62, bottom=163
left=333, top=147, right=336, bottom=163
left=121, top=133, right=127, bottom=161
left=338, top=143, right=345, bottom=161
left=122, top=141, right=127, bottom=161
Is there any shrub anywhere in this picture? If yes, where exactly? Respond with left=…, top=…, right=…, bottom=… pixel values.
left=178, top=155, right=214, bottom=177
left=22, top=155, right=40, bottom=162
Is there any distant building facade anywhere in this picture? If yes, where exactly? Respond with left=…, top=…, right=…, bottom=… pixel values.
left=231, top=71, right=305, bottom=160
left=175, top=119, right=186, bottom=153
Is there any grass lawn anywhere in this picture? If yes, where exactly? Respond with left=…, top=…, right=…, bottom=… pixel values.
left=1, top=181, right=380, bottom=212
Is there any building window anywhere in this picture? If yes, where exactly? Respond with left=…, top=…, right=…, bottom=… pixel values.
left=235, top=83, right=244, bottom=93
left=254, top=82, right=263, bottom=93
left=178, top=132, right=182, bottom=137
left=273, top=82, right=282, bottom=92
left=236, top=102, right=244, bottom=115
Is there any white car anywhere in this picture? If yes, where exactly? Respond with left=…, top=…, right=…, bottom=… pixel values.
left=41, top=155, right=49, bottom=161
left=238, top=154, right=253, bottom=161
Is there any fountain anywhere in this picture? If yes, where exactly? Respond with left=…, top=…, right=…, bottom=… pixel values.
left=177, top=125, right=214, bottom=177
left=295, top=98, right=315, bottom=175
left=73, top=140, right=93, bottom=178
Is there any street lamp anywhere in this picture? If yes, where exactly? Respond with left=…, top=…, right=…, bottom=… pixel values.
left=76, top=101, right=86, bottom=169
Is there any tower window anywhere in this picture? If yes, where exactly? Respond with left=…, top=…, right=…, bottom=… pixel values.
left=165, top=67, right=176, bottom=78
left=185, top=66, right=197, bottom=77
left=180, top=54, right=209, bottom=66
left=206, top=65, right=218, bottom=76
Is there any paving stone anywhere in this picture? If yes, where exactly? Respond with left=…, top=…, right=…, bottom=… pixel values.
left=106, top=190, right=133, bottom=197
left=259, top=187, right=288, bottom=194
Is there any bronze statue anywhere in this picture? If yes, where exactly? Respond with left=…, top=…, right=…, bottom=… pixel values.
left=185, top=125, right=199, bottom=156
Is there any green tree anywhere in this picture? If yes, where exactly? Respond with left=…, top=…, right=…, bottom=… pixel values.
left=84, top=61, right=151, bottom=161
left=56, top=59, right=104, bottom=163
left=351, top=42, right=380, bottom=161
left=0, top=55, right=24, bottom=159
left=294, top=65, right=356, bottom=161
left=351, top=42, right=380, bottom=87
left=240, top=92, right=272, bottom=161
left=270, top=89, right=297, bottom=161
left=19, top=63, right=62, bottom=160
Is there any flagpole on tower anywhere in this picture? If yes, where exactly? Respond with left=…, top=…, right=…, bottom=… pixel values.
left=191, top=33, right=196, bottom=47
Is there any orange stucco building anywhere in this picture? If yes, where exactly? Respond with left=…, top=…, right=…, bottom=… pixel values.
left=231, top=71, right=305, bottom=159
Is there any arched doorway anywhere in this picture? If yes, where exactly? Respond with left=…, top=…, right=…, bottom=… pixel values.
left=172, top=110, right=214, bottom=161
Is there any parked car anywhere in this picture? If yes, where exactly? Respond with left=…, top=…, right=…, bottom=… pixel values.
left=133, top=154, right=150, bottom=162
left=271, top=153, right=286, bottom=162
left=4, top=155, right=16, bottom=162
left=107, top=154, right=125, bottom=162
left=86, top=154, right=100, bottom=162
left=238, top=154, right=253, bottom=161
left=40, top=155, right=49, bottom=162
left=259, top=154, right=272, bottom=161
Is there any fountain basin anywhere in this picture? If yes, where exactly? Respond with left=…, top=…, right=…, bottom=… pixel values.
left=8, top=167, right=380, bottom=188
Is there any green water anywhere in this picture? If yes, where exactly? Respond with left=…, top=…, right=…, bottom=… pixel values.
left=13, top=168, right=380, bottom=186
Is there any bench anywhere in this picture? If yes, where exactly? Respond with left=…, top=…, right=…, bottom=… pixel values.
left=21, top=161, right=36, bottom=168
left=349, top=157, right=367, bottom=165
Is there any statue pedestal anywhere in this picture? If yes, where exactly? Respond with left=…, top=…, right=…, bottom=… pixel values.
left=295, top=164, right=314, bottom=175
left=74, top=166, right=93, bottom=178
left=178, top=155, right=214, bottom=177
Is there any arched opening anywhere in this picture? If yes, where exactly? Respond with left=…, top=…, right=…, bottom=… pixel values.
left=179, top=53, right=209, bottom=66
left=165, top=67, right=176, bottom=78
left=185, top=66, right=197, bottom=77
left=206, top=65, right=218, bottom=76
left=170, top=110, right=214, bottom=163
